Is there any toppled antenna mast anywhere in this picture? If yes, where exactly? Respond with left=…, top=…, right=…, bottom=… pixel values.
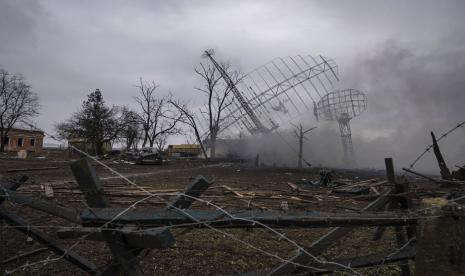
left=200, top=49, right=339, bottom=138
left=202, top=49, right=271, bottom=134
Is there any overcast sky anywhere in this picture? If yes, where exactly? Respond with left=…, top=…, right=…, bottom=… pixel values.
left=1, top=0, right=465, bottom=171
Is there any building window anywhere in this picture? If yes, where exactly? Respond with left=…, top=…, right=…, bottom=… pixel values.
left=30, top=138, right=35, bottom=146
left=17, top=137, right=24, bottom=147
left=3, top=136, right=9, bottom=145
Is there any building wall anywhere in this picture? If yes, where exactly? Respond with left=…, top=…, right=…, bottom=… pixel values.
left=68, top=139, right=112, bottom=154
left=167, top=144, right=201, bottom=158
left=2, top=129, right=44, bottom=153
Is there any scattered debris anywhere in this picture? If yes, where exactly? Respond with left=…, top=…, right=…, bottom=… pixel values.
left=318, top=169, right=333, bottom=186
left=6, top=166, right=59, bottom=173
left=43, top=184, right=54, bottom=198
left=17, top=150, right=28, bottom=159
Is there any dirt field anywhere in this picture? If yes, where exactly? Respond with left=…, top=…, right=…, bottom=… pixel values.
left=1, top=151, right=408, bottom=275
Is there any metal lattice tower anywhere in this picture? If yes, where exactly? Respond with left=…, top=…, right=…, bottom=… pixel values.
left=316, top=89, right=367, bottom=166
left=202, top=49, right=270, bottom=134
left=198, top=49, right=339, bottom=138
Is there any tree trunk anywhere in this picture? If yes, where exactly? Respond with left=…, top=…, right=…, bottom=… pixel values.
left=142, top=133, right=148, bottom=147
left=96, top=141, right=102, bottom=156
left=126, top=138, right=131, bottom=151
left=298, top=134, right=303, bottom=170
left=210, top=132, right=217, bottom=159
left=193, top=128, right=208, bottom=160
left=0, top=129, right=4, bottom=152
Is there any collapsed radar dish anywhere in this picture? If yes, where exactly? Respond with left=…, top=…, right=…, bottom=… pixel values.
left=317, top=89, right=367, bottom=166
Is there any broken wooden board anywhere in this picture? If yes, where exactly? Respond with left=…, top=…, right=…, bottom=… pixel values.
left=80, top=208, right=415, bottom=228
left=57, top=227, right=175, bottom=249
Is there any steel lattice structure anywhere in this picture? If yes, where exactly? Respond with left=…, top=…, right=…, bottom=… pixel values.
left=197, top=50, right=339, bottom=139
left=202, top=49, right=271, bottom=134
left=316, top=89, right=367, bottom=166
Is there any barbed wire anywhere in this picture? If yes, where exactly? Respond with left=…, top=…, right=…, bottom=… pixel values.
left=2, top=120, right=361, bottom=274
left=6, top=118, right=463, bottom=274
left=407, top=120, right=465, bottom=170
left=66, top=142, right=361, bottom=274
left=369, top=236, right=416, bottom=274
left=402, top=119, right=465, bottom=216
left=11, top=118, right=464, bottom=274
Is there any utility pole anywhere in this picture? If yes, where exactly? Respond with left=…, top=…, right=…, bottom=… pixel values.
left=292, top=124, right=316, bottom=170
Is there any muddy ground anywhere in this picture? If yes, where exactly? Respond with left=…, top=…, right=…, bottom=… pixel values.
left=0, top=150, right=414, bottom=275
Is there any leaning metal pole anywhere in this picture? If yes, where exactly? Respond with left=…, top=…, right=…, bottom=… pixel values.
left=202, top=49, right=270, bottom=134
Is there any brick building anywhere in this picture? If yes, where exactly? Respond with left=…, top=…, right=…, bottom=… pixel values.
left=2, top=128, right=44, bottom=153
left=167, top=144, right=202, bottom=158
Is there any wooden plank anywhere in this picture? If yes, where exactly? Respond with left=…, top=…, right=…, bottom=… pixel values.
left=372, top=201, right=392, bottom=241
left=57, top=227, right=175, bottom=249
left=0, top=175, right=29, bottom=204
left=305, top=246, right=415, bottom=274
left=385, top=157, right=396, bottom=184
left=71, top=158, right=142, bottom=276
left=431, top=131, right=452, bottom=180
left=385, top=157, right=411, bottom=276
left=3, top=192, right=80, bottom=223
left=6, top=166, right=59, bottom=173
left=80, top=208, right=414, bottom=228
left=0, top=210, right=97, bottom=274
left=70, top=158, right=109, bottom=208
left=169, top=175, right=212, bottom=209
left=267, top=187, right=393, bottom=275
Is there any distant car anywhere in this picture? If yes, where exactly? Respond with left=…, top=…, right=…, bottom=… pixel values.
left=135, top=148, right=162, bottom=165
left=136, top=152, right=162, bottom=165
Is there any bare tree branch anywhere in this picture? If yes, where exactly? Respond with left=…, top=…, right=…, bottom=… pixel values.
left=134, top=78, right=183, bottom=148
left=169, top=99, right=208, bottom=159
left=194, top=61, right=242, bottom=158
left=0, top=69, right=40, bottom=152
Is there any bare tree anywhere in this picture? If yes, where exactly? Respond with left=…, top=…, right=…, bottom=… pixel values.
left=154, top=133, right=168, bottom=153
left=0, top=69, right=40, bottom=152
left=120, top=107, right=142, bottom=151
left=169, top=99, right=208, bottom=159
left=195, top=61, right=242, bottom=159
left=135, top=78, right=183, bottom=148
left=292, top=123, right=316, bottom=170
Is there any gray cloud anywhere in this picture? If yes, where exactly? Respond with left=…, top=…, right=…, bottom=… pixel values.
left=0, top=0, right=464, bottom=172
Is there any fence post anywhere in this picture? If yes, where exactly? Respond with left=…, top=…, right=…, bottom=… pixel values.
left=415, top=199, right=465, bottom=275
left=384, top=157, right=412, bottom=276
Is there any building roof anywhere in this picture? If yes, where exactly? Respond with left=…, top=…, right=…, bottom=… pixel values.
left=1, top=127, right=44, bottom=135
